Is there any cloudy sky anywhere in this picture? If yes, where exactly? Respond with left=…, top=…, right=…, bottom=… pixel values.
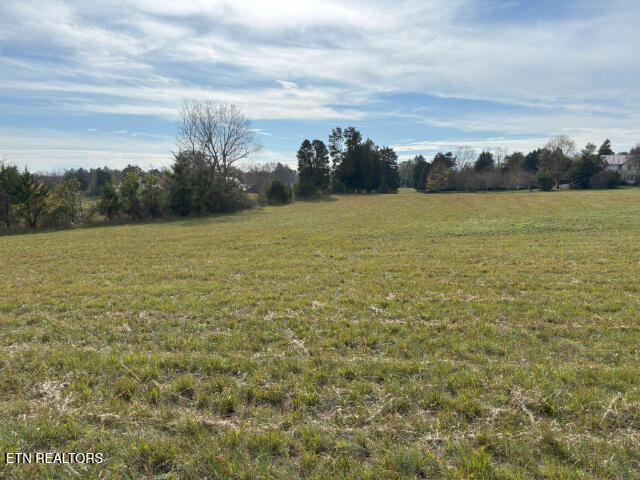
left=1, top=0, right=639, bottom=171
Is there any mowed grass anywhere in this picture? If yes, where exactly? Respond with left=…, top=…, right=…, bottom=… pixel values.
left=1, top=189, right=640, bottom=479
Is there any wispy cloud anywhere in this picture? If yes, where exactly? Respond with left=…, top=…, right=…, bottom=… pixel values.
left=1, top=0, right=639, bottom=168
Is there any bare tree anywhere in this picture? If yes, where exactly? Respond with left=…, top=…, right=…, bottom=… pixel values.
left=545, top=135, right=576, bottom=158
left=455, top=145, right=476, bottom=170
left=177, top=99, right=262, bottom=176
left=495, top=147, right=509, bottom=170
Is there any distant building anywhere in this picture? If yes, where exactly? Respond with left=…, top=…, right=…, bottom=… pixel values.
left=601, top=154, right=637, bottom=184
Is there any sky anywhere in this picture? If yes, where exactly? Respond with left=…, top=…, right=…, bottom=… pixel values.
left=1, top=0, right=639, bottom=171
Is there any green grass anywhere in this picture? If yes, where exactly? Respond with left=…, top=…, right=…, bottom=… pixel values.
left=1, top=189, right=640, bottom=479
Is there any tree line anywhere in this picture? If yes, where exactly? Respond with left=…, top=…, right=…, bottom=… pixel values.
left=399, top=137, right=640, bottom=193
left=0, top=100, right=262, bottom=231
left=3, top=99, right=640, bottom=232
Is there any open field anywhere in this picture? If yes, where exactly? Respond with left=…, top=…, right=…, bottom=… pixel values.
left=1, top=189, right=640, bottom=479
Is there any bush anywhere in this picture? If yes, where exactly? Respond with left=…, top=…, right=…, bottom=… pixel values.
left=330, top=180, right=346, bottom=194
left=589, top=170, right=620, bottom=189
left=265, top=179, right=292, bottom=204
left=294, top=180, right=319, bottom=198
left=536, top=172, right=554, bottom=191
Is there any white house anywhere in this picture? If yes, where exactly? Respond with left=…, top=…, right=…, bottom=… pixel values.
left=601, top=154, right=638, bottom=184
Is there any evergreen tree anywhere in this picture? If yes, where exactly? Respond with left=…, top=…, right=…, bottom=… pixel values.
left=474, top=151, right=495, bottom=172
left=89, top=167, right=112, bottom=196
left=433, top=152, right=456, bottom=169
left=598, top=139, right=614, bottom=156
left=378, top=147, right=400, bottom=193
left=265, top=179, right=292, bottom=204
left=18, top=170, right=49, bottom=228
left=503, top=152, right=525, bottom=172
left=311, top=140, right=331, bottom=190
left=524, top=149, right=542, bottom=171
left=168, top=151, right=198, bottom=215
left=412, top=155, right=429, bottom=191
left=297, top=139, right=330, bottom=194
left=297, top=139, right=314, bottom=182
left=64, top=168, right=91, bottom=191
left=568, top=143, right=604, bottom=189
left=0, top=161, right=20, bottom=229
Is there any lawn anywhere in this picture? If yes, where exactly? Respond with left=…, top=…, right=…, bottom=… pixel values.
left=1, top=189, right=639, bottom=479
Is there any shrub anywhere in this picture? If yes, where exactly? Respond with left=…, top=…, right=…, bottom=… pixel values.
left=589, top=170, right=620, bottom=189
left=536, top=172, right=554, bottom=191
left=294, top=180, right=319, bottom=198
left=265, top=179, right=292, bottom=204
left=167, top=151, right=252, bottom=215
left=330, top=180, right=346, bottom=193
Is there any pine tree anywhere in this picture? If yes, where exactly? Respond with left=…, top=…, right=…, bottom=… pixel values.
left=18, top=170, right=49, bottom=228
left=598, top=139, right=614, bottom=156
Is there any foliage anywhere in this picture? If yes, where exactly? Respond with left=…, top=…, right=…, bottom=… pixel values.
left=297, top=139, right=330, bottom=194
left=426, top=163, right=449, bottom=192
left=598, top=138, right=614, bottom=156
left=294, top=180, right=319, bottom=197
left=88, top=167, right=112, bottom=196
left=265, top=179, right=292, bottom=204
left=450, top=167, right=535, bottom=191
left=589, top=170, right=620, bottom=189
left=0, top=161, right=20, bottom=229
left=98, top=183, right=121, bottom=220
left=539, top=136, right=576, bottom=188
left=568, top=143, right=605, bottom=189
left=377, top=146, right=400, bottom=193
left=425, top=153, right=455, bottom=192
left=411, top=155, right=429, bottom=191
left=474, top=151, right=495, bottom=172
left=329, top=127, right=400, bottom=193
left=44, top=176, right=84, bottom=227
left=17, top=169, right=49, bottom=228
left=64, top=168, right=91, bottom=191
left=167, top=150, right=250, bottom=216
left=120, top=172, right=144, bottom=220
left=502, top=151, right=525, bottom=172
left=536, top=171, right=554, bottom=191
left=140, top=172, right=164, bottom=217
left=398, top=160, right=415, bottom=188
left=242, top=162, right=297, bottom=193
left=524, top=148, right=542, bottom=171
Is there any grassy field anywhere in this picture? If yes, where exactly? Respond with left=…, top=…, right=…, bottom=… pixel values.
left=1, top=189, right=640, bottom=479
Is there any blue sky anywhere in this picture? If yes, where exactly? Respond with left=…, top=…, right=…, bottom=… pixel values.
left=1, top=0, right=639, bottom=171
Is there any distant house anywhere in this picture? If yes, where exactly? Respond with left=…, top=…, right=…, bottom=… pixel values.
left=601, top=155, right=638, bottom=184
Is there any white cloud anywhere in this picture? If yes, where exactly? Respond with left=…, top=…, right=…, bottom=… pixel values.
left=1, top=0, right=640, bottom=167
left=0, top=128, right=174, bottom=171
